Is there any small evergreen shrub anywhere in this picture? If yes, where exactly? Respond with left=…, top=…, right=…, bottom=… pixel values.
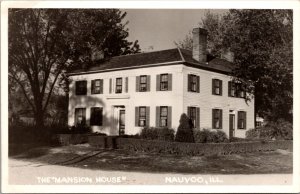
left=140, top=127, right=174, bottom=141
left=175, top=113, right=194, bottom=143
left=193, top=128, right=228, bottom=143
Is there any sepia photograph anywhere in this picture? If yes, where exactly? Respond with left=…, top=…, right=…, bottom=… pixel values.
left=1, top=1, right=299, bottom=193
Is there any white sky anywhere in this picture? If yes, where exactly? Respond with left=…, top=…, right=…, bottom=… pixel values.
left=124, top=9, right=227, bottom=52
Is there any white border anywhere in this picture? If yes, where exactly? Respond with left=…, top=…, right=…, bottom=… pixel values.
left=1, top=1, right=300, bottom=193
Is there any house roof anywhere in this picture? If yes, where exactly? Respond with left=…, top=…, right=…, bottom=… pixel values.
left=67, top=48, right=235, bottom=75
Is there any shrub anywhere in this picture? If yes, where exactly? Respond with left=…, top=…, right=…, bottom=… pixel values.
left=194, top=128, right=228, bottom=143
left=69, top=124, right=91, bottom=134
left=246, top=119, right=293, bottom=140
left=175, top=113, right=194, bottom=142
left=140, top=127, right=174, bottom=141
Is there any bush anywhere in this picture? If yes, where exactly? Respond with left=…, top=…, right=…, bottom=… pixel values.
left=175, top=113, right=194, bottom=142
left=246, top=119, right=293, bottom=140
left=140, top=127, right=174, bottom=141
left=194, top=128, right=228, bottom=143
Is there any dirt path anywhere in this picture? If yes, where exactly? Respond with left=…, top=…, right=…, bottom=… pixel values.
left=8, top=158, right=292, bottom=185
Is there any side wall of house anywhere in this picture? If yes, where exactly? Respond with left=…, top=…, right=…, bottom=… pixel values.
left=182, top=66, right=255, bottom=138
left=68, top=64, right=184, bottom=135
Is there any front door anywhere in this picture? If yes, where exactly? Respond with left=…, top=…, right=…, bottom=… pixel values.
left=119, top=109, right=125, bottom=135
left=229, top=114, right=235, bottom=139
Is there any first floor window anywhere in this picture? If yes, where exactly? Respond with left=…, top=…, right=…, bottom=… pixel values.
left=212, top=109, right=222, bottom=129
left=238, top=111, right=247, bottom=129
left=188, top=107, right=197, bottom=128
left=75, top=81, right=87, bottom=95
left=75, top=108, right=86, bottom=125
left=139, top=107, right=146, bottom=126
left=90, top=107, right=103, bottom=126
left=160, top=106, right=168, bottom=127
left=116, top=78, right=122, bottom=93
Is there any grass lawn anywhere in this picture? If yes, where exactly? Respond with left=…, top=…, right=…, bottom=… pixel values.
left=9, top=143, right=292, bottom=174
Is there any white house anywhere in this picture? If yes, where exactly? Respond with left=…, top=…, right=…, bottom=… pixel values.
left=67, top=28, right=255, bottom=138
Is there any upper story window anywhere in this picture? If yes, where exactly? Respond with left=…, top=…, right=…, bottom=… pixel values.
left=140, top=75, right=147, bottom=92
left=228, top=81, right=246, bottom=98
left=116, top=78, right=122, bottom=93
left=91, top=79, right=103, bottom=94
left=160, top=74, right=168, bottom=91
left=238, top=111, right=247, bottom=129
left=75, top=81, right=87, bottom=95
left=212, top=109, right=223, bottom=129
left=160, top=106, right=168, bottom=127
left=188, top=74, right=200, bottom=93
left=212, top=79, right=222, bottom=95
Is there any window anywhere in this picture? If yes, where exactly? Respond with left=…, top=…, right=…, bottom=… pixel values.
left=212, top=79, right=222, bottom=95
left=236, top=84, right=246, bottom=98
left=188, top=107, right=197, bottom=128
left=116, top=78, right=122, bottom=93
left=228, top=81, right=236, bottom=97
left=139, top=107, right=146, bottom=126
left=90, top=107, right=103, bottom=126
left=140, top=75, right=147, bottom=92
left=75, top=108, right=86, bottom=125
left=91, top=79, right=103, bottom=94
left=188, top=74, right=199, bottom=92
left=160, top=74, right=168, bottom=91
left=75, top=81, right=87, bottom=95
left=228, top=81, right=246, bottom=98
left=238, top=111, right=247, bottom=129
left=160, top=106, right=168, bottom=127
left=212, top=109, right=222, bottom=129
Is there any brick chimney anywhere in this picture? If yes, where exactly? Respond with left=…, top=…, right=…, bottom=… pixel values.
left=192, top=28, right=208, bottom=63
left=221, top=50, right=234, bottom=63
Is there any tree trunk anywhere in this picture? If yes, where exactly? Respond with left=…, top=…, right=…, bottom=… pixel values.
left=34, top=109, right=44, bottom=128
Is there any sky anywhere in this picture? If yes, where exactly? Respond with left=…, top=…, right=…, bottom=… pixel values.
left=124, top=9, right=227, bottom=52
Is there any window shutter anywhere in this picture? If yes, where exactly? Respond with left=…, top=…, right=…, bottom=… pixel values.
left=100, top=79, right=103, bottom=94
left=146, top=106, right=150, bottom=127
left=219, top=80, right=223, bottom=96
left=109, top=78, right=112, bottom=94
left=228, top=81, right=231, bottom=97
left=82, top=108, right=86, bottom=125
left=244, top=111, right=247, bottom=129
left=212, top=109, right=215, bottom=128
left=156, top=75, right=160, bottom=91
left=196, top=107, right=200, bottom=129
left=100, top=108, right=103, bottom=126
left=187, top=107, right=191, bottom=118
left=156, top=106, right=160, bottom=127
left=125, top=77, right=128, bottom=93
left=196, top=76, right=200, bottom=93
left=146, top=75, right=151, bottom=91
left=168, top=74, right=172, bottom=91
left=75, top=109, right=78, bottom=125
left=91, top=80, right=95, bottom=94
left=212, top=79, right=215, bottom=95
left=136, top=76, right=140, bottom=92
left=188, top=74, right=191, bottom=92
left=83, top=81, right=87, bottom=95
left=167, top=106, right=172, bottom=128
left=238, top=111, right=241, bottom=129
left=135, top=107, right=139, bottom=127
left=219, top=109, right=223, bottom=129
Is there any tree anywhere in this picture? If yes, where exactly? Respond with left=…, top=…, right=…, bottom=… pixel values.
left=176, top=10, right=293, bottom=122
left=175, top=113, right=194, bottom=142
left=9, top=9, right=140, bottom=128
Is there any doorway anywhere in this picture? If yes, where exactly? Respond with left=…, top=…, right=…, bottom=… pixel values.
left=229, top=114, right=235, bottom=139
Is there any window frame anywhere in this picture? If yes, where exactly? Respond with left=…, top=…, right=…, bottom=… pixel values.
left=91, top=79, right=102, bottom=94
left=190, top=75, right=198, bottom=92
left=160, top=106, right=168, bottom=127
left=115, top=77, right=123, bottom=93
left=212, top=109, right=222, bottom=129
left=238, top=111, right=246, bottom=129
left=90, top=107, right=103, bottom=126
left=139, top=75, right=147, bottom=92
left=213, top=79, right=222, bottom=95
left=75, top=108, right=86, bottom=126
left=138, top=106, right=147, bottom=127
left=188, top=107, right=197, bottom=128
left=160, top=74, right=168, bottom=91
left=75, top=81, right=87, bottom=95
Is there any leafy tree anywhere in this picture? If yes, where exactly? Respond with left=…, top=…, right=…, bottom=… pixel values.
left=176, top=10, right=293, bottom=122
left=9, top=9, right=140, bottom=127
left=175, top=113, right=194, bottom=142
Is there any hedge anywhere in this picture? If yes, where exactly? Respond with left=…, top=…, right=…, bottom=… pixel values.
left=56, top=134, right=89, bottom=145
left=115, top=138, right=292, bottom=156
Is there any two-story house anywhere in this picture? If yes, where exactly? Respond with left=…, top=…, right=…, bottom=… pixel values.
left=67, top=28, right=254, bottom=138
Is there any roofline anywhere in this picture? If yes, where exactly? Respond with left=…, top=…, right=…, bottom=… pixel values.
left=67, top=61, right=184, bottom=76
left=183, top=61, right=231, bottom=75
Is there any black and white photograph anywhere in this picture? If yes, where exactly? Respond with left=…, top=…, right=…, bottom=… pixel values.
left=1, top=1, right=299, bottom=193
